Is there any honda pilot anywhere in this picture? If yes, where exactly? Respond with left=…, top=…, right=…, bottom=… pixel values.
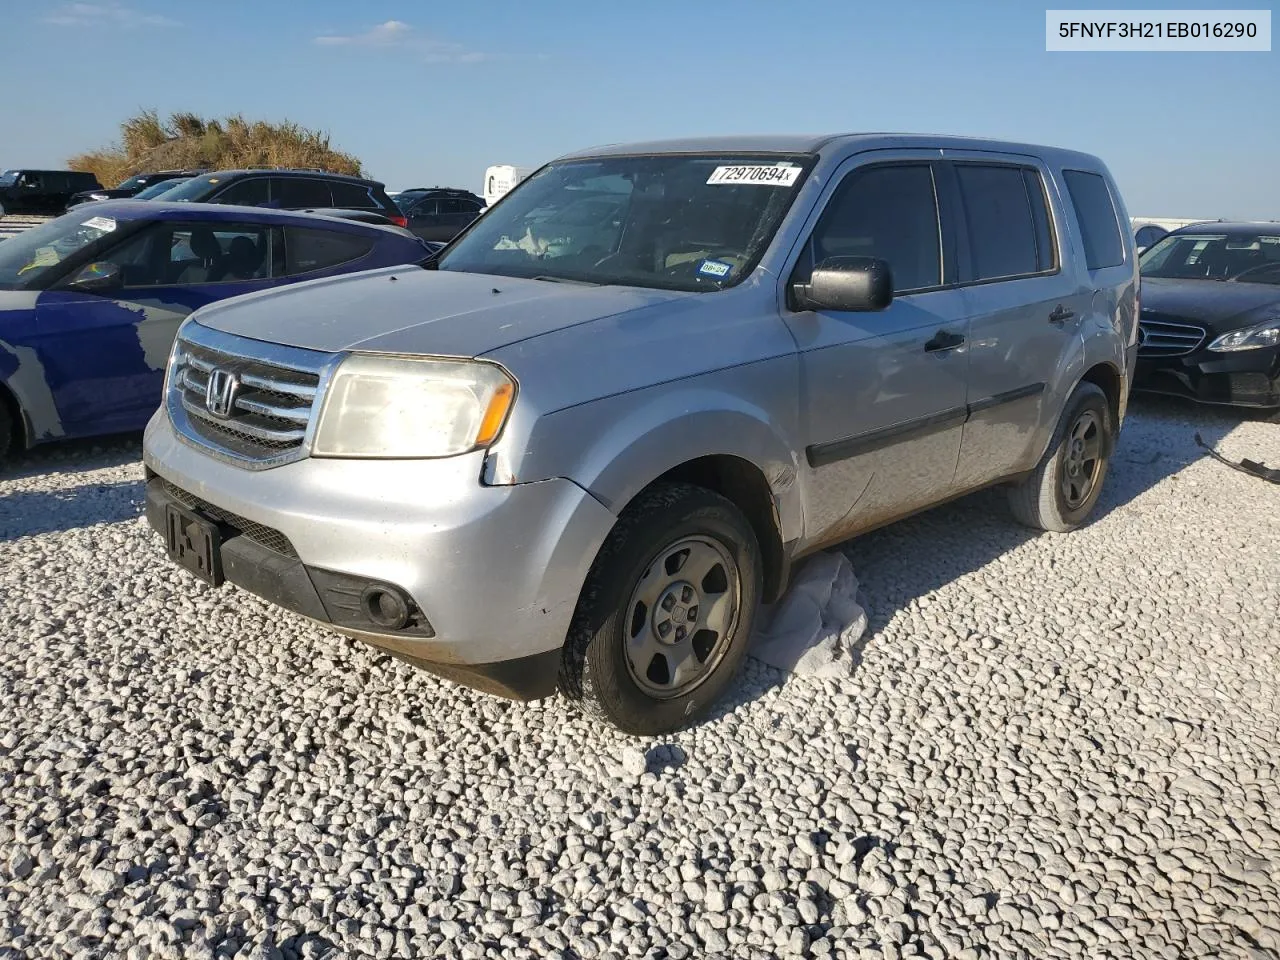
left=143, top=134, right=1138, bottom=734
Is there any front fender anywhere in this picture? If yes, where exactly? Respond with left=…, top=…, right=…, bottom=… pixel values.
left=500, top=357, right=804, bottom=544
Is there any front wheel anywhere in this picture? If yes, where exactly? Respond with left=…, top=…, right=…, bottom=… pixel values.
left=1008, top=382, right=1114, bottom=532
left=560, top=482, right=762, bottom=735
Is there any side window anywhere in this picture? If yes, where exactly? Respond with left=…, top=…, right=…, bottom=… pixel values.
left=1063, top=170, right=1124, bottom=269
left=954, top=164, right=1043, bottom=281
left=213, top=178, right=270, bottom=207
left=807, top=164, right=941, bottom=293
left=107, top=223, right=277, bottom=286
left=410, top=199, right=440, bottom=218
left=276, top=178, right=333, bottom=208
left=1023, top=169, right=1056, bottom=272
left=330, top=181, right=377, bottom=209
left=283, top=227, right=374, bottom=275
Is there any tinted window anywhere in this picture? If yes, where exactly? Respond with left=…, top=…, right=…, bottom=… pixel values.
left=1135, top=225, right=1167, bottom=249
left=213, top=178, right=270, bottom=207
left=1024, top=170, right=1056, bottom=272
left=809, top=164, right=941, bottom=293
left=409, top=199, right=439, bottom=217
left=104, top=222, right=277, bottom=286
left=276, top=178, right=333, bottom=208
left=1063, top=170, right=1124, bottom=269
left=284, top=227, right=374, bottom=275
left=955, top=164, right=1042, bottom=281
left=331, top=181, right=378, bottom=209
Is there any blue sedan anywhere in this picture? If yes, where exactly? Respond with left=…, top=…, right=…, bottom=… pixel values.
left=0, top=201, right=430, bottom=459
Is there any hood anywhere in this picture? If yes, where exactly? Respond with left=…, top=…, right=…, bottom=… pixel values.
left=191, top=266, right=692, bottom=357
left=1141, top=277, right=1280, bottom=331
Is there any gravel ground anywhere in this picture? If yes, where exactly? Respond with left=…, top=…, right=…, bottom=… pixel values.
left=1, top=395, right=1277, bottom=960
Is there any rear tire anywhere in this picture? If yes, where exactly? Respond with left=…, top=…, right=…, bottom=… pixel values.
left=0, top=402, right=13, bottom=463
left=560, top=482, right=761, bottom=736
left=1008, top=382, right=1114, bottom=532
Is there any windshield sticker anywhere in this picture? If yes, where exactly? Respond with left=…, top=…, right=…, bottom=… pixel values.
left=707, top=164, right=801, bottom=187
left=81, top=216, right=117, bottom=232
left=697, top=259, right=733, bottom=279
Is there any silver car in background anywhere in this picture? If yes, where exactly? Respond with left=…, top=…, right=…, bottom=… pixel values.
left=143, top=134, right=1138, bottom=734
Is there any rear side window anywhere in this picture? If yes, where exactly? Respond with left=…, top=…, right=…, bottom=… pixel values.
left=283, top=227, right=374, bottom=275
left=955, top=164, right=1053, bottom=281
left=808, top=163, right=942, bottom=293
left=1063, top=170, right=1124, bottom=269
left=214, top=178, right=270, bottom=207
left=276, top=178, right=332, bottom=208
left=331, top=181, right=378, bottom=209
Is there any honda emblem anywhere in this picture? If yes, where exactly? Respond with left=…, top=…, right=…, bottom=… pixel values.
left=205, top=367, right=240, bottom=419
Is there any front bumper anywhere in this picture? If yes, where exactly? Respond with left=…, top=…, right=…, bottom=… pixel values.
left=1133, top=346, right=1280, bottom=409
left=142, top=412, right=618, bottom=700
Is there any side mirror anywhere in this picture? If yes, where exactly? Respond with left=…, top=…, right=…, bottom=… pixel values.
left=66, top=261, right=122, bottom=292
left=794, top=256, right=893, bottom=312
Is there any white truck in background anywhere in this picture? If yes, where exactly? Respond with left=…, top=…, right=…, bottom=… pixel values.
left=483, top=165, right=533, bottom=207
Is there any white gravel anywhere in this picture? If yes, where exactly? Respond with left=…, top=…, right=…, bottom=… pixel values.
left=1, top=396, right=1278, bottom=960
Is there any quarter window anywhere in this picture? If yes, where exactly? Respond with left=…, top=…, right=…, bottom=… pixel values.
left=283, top=227, right=374, bottom=275
left=1063, top=170, right=1124, bottom=269
left=807, top=164, right=942, bottom=293
left=954, top=164, right=1045, bottom=281
left=330, top=182, right=378, bottom=209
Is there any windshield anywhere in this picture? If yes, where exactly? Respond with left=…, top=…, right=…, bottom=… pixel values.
left=437, top=153, right=812, bottom=292
left=116, top=174, right=149, bottom=190
left=135, top=177, right=191, bottom=199
left=0, top=170, right=17, bottom=186
left=154, top=173, right=224, bottom=202
left=0, top=212, right=125, bottom=289
left=1140, top=232, right=1280, bottom=284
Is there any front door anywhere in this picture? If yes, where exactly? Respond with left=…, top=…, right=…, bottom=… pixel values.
left=32, top=220, right=280, bottom=435
left=781, top=158, right=971, bottom=551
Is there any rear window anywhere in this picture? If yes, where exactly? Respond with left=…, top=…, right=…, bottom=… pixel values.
left=1063, top=170, right=1124, bottom=269
left=283, top=227, right=374, bottom=275
left=955, top=164, right=1050, bottom=281
left=331, top=181, right=380, bottom=209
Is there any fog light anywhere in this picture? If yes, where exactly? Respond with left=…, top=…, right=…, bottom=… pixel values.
left=360, top=584, right=411, bottom=630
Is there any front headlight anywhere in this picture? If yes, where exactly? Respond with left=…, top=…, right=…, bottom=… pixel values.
left=1207, top=319, right=1280, bottom=352
left=312, top=354, right=515, bottom=459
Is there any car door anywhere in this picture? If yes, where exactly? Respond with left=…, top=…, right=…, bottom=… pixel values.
left=14, top=172, right=45, bottom=214
left=781, top=156, right=971, bottom=551
left=31, top=220, right=281, bottom=434
left=943, top=156, right=1089, bottom=489
left=407, top=199, right=451, bottom=241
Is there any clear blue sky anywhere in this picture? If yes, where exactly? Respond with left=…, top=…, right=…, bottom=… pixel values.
left=1, top=0, right=1275, bottom=218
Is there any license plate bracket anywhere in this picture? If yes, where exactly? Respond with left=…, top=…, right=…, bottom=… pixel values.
left=164, top=503, right=224, bottom=586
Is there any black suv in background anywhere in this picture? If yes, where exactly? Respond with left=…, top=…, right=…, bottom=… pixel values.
left=0, top=169, right=103, bottom=215
left=67, top=169, right=206, bottom=209
left=393, top=187, right=484, bottom=242
left=158, top=170, right=406, bottom=227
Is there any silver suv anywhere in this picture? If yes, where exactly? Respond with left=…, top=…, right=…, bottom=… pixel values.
left=144, top=134, right=1138, bottom=734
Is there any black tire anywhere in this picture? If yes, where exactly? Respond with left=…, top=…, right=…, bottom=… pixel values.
left=560, top=482, right=762, bottom=736
left=0, top=401, right=12, bottom=463
left=1008, top=382, right=1114, bottom=532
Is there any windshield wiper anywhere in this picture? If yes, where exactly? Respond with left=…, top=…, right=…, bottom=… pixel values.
left=531, top=275, right=601, bottom=286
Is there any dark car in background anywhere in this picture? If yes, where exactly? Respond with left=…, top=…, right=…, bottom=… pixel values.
left=66, top=169, right=205, bottom=209
left=0, top=169, right=103, bottom=216
left=133, top=177, right=196, bottom=199
left=1135, top=222, right=1280, bottom=410
left=158, top=170, right=408, bottom=228
left=393, top=187, right=484, bottom=242
left=0, top=200, right=431, bottom=459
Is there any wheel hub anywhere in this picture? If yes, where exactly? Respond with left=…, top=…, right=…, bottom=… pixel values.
left=654, top=581, right=699, bottom=644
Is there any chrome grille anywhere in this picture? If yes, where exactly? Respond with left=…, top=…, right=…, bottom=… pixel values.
left=166, top=323, right=333, bottom=469
left=1138, top=315, right=1208, bottom=358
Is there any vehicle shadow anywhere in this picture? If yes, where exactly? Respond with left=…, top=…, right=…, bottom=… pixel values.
left=0, top=431, right=144, bottom=481
left=707, top=394, right=1257, bottom=721
left=0, top=478, right=145, bottom=541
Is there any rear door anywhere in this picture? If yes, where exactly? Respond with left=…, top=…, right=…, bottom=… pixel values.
left=32, top=220, right=281, bottom=433
left=781, top=155, right=971, bottom=550
left=945, top=155, right=1088, bottom=488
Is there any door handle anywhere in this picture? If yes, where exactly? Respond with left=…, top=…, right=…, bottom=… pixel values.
left=1048, top=305, right=1076, bottom=325
left=924, top=329, right=965, bottom=353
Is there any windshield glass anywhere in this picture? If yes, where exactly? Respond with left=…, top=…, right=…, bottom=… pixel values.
left=0, top=170, right=18, bottom=186
left=437, top=153, right=812, bottom=291
left=116, top=174, right=149, bottom=190
left=0, top=212, right=125, bottom=289
left=154, top=173, right=224, bottom=201
left=1140, top=232, right=1280, bottom=284
left=135, top=177, right=191, bottom=199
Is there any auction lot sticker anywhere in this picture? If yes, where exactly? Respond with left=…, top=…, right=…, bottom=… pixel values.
left=1047, top=9, right=1271, bottom=50
left=707, top=165, right=802, bottom=187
